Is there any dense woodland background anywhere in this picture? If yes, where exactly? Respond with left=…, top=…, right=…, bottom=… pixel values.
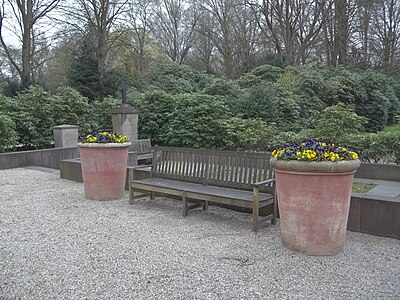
left=0, top=0, right=399, bottom=163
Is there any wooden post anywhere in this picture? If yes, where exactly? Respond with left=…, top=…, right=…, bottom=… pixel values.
left=129, top=169, right=134, bottom=204
left=252, top=186, right=260, bottom=232
left=182, top=191, right=188, bottom=217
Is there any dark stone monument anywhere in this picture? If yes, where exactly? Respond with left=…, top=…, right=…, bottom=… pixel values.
left=120, top=81, right=128, bottom=105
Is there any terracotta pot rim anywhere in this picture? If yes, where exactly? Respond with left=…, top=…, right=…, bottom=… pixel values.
left=270, top=157, right=361, bottom=173
left=77, top=142, right=131, bottom=148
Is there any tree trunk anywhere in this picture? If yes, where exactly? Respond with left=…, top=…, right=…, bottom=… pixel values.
left=335, top=0, right=348, bottom=65
left=21, top=0, right=33, bottom=87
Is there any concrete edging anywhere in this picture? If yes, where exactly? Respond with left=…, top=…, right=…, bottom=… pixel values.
left=355, top=163, right=400, bottom=182
left=0, top=147, right=79, bottom=170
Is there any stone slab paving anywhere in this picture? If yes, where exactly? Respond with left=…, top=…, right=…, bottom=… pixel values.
left=354, top=178, right=400, bottom=199
left=1, top=168, right=400, bottom=300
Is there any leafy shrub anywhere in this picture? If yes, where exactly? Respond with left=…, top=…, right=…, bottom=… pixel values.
left=51, top=87, right=92, bottom=132
left=295, top=67, right=326, bottom=101
left=250, top=64, right=284, bottom=82
left=276, top=67, right=298, bottom=93
left=12, top=85, right=54, bottom=148
left=136, top=91, right=175, bottom=144
left=356, top=70, right=400, bottom=132
left=238, top=83, right=301, bottom=130
left=162, top=94, right=228, bottom=148
left=0, top=78, right=22, bottom=97
left=221, top=117, right=277, bottom=151
left=342, top=132, right=400, bottom=164
left=148, top=62, right=209, bottom=94
left=309, top=103, right=367, bottom=141
left=294, top=67, right=368, bottom=116
left=319, top=68, right=366, bottom=106
left=202, top=78, right=245, bottom=115
left=267, top=130, right=311, bottom=151
left=385, top=86, right=400, bottom=125
left=274, top=89, right=301, bottom=131
left=0, top=93, right=15, bottom=113
left=202, top=78, right=242, bottom=98
left=362, top=90, right=390, bottom=132
left=0, top=113, right=17, bottom=152
left=236, top=73, right=262, bottom=88
left=91, top=97, right=120, bottom=132
left=239, top=83, right=279, bottom=122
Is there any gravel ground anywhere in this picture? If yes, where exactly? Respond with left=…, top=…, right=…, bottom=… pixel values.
left=1, top=167, right=399, bottom=300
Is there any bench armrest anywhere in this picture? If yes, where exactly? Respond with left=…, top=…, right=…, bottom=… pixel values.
left=128, top=165, right=152, bottom=177
left=129, top=165, right=152, bottom=170
left=252, top=178, right=275, bottom=188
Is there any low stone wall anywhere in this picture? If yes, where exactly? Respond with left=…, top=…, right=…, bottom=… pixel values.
left=355, top=163, right=400, bottom=182
left=348, top=194, right=400, bottom=239
left=0, top=147, right=79, bottom=170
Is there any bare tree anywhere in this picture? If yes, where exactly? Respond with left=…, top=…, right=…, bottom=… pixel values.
left=247, top=0, right=326, bottom=65
left=125, top=0, right=154, bottom=75
left=335, top=0, right=350, bottom=64
left=63, top=0, right=129, bottom=98
left=150, top=0, right=197, bottom=64
left=352, top=0, right=377, bottom=66
left=233, top=3, right=260, bottom=73
left=196, top=0, right=252, bottom=79
left=372, top=0, right=400, bottom=73
left=0, top=0, right=60, bottom=87
left=191, top=7, right=215, bottom=73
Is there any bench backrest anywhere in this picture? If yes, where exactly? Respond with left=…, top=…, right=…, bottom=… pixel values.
left=152, top=146, right=273, bottom=191
left=130, top=139, right=152, bottom=154
left=152, top=147, right=209, bottom=184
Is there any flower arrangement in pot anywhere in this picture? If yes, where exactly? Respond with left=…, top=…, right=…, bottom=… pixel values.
left=270, top=139, right=360, bottom=256
left=78, top=132, right=131, bottom=201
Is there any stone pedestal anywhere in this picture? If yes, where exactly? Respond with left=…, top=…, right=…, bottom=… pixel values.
left=111, top=104, right=138, bottom=142
left=53, top=125, right=79, bottom=148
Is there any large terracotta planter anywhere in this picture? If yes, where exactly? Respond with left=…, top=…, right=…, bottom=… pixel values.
left=271, top=158, right=361, bottom=256
left=78, top=142, right=131, bottom=200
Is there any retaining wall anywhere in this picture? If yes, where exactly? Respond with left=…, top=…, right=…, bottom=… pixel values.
left=0, top=147, right=79, bottom=170
left=355, top=163, right=400, bottom=182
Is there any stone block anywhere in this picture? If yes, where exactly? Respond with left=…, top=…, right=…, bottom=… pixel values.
left=111, top=105, right=138, bottom=142
left=360, top=197, right=400, bottom=239
left=59, top=159, right=83, bottom=182
left=348, top=196, right=361, bottom=232
left=53, top=125, right=79, bottom=148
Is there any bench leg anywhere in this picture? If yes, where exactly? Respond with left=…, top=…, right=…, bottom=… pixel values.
left=272, top=193, right=277, bottom=225
left=182, top=191, right=189, bottom=217
left=129, top=171, right=134, bottom=204
left=203, top=201, right=208, bottom=211
left=129, top=185, right=134, bottom=205
left=252, top=187, right=260, bottom=232
left=150, top=192, right=155, bottom=200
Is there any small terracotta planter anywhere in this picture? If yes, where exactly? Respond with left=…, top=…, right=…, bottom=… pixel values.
left=271, top=158, right=361, bottom=256
left=78, top=142, right=131, bottom=200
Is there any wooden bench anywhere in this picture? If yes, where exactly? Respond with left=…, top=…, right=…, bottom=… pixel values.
left=129, top=147, right=276, bottom=232
left=130, top=139, right=152, bottom=162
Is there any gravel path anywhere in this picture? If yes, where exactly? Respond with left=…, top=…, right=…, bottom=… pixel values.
left=1, top=168, right=399, bottom=300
